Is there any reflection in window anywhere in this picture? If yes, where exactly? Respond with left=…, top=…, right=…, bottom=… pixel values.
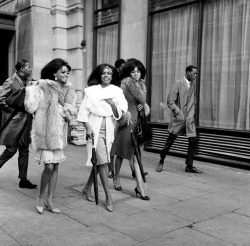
left=150, top=4, right=198, bottom=123
left=199, top=0, right=250, bottom=130
left=96, top=24, right=118, bottom=66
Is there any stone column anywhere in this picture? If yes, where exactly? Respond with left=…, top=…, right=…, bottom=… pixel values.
left=120, top=0, right=148, bottom=64
left=16, top=0, right=53, bottom=78
left=52, top=0, right=84, bottom=105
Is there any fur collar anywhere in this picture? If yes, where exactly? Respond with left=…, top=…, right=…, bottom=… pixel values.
left=121, top=77, right=150, bottom=116
left=121, top=77, right=147, bottom=104
left=84, top=84, right=126, bottom=117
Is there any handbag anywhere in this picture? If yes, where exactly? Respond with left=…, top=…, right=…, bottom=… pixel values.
left=5, top=87, right=26, bottom=112
left=137, top=110, right=152, bottom=144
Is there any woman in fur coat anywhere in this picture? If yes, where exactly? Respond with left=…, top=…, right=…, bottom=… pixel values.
left=77, top=64, right=127, bottom=212
left=110, top=58, right=150, bottom=200
left=24, top=58, right=77, bottom=214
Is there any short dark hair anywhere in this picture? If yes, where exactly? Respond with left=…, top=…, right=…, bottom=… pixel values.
left=186, top=65, right=197, bottom=73
left=87, top=64, right=120, bottom=87
left=120, top=58, right=146, bottom=80
left=15, top=59, right=28, bottom=72
left=114, top=59, right=125, bottom=69
left=41, top=58, right=71, bottom=80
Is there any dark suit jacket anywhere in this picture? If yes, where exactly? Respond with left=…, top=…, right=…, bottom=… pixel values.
left=0, top=73, right=32, bottom=146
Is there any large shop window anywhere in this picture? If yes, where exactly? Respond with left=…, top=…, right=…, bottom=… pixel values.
left=150, top=4, right=199, bottom=123
left=199, top=0, right=250, bottom=131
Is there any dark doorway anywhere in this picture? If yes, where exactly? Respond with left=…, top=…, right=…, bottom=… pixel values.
left=0, top=29, right=15, bottom=85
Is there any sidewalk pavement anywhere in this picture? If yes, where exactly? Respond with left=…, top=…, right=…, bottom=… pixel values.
left=0, top=144, right=250, bottom=246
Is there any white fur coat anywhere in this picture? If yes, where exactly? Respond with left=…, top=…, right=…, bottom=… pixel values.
left=77, top=84, right=128, bottom=165
left=24, top=79, right=77, bottom=150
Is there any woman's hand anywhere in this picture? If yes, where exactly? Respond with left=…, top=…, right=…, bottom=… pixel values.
left=86, top=128, right=94, bottom=140
left=138, top=104, right=143, bottom=111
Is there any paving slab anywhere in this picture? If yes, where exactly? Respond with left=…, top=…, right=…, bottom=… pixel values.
left=104, top=209, right=191, bottom=241
left=62, top=201, right=141, bottom=227
left=0, top=211, right=87, bottom=246
left=135, top=227, right=234, bottom=246
left=158, top=195, right=236, bottom=223
left=193, top=212, right=250, bottom=246
left=0, top=229, right=20, bottom=246
left=235, top=207, right=250, bottom=217
left=35, top=224, right=137, bottom=246
left=155, top=183, right=210, bottom=201
left=0, top=144, right=250, bottom=246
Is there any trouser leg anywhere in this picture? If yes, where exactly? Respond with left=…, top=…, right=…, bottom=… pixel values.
left=185, top=137, right=197, bottom=167
left=0, top=146, right=18, bottom=169
left=159, top=133, right=177, bottom=164
left=17, top=145, right=29, bottom=179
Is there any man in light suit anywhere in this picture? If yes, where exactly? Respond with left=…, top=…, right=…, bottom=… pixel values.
left=156, top=65, right=202, bottom=173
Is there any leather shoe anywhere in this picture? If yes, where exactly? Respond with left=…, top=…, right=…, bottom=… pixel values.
left=19, top=179, right=37, bottom=189
left=156, top=163, right=163, bottom=172
left=185, top=166, right=203, bottom=173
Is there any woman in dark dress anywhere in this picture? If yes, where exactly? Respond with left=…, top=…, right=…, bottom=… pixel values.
left=110, top=58, right=150, bottom=200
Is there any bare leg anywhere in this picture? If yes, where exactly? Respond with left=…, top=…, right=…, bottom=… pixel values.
left=36, top=163, right=53, bottom=213
left=38, top=164, right=53, bottom=200
left=83, top=167, right=95, bottom=196
left=47, top=163, right=59, bottom=210
left=99, top=163, right=112, bottom=208
left=113, top=156, right=123, bottom=188
left=133, top=156, right=147, bottom=197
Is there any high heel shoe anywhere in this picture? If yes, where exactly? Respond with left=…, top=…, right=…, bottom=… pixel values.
left=36, top=197, right=44, bottom=214
left=106, top=200, right=113, bottom=212
left=106, top=205, right=113, bottom=212
left=108, top=170, right=114, bottom=179
left=114, top=185, right=122, bottom=191
left=113, top=179, right=122, bottom=191
left=44, top=201, right=61, bottom=214
left=134, top=187, right=150, bottom=201
left=82, top=189, right=95, bottom=202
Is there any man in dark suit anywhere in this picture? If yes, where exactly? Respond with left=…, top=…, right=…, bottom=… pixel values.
left=156, top=65, right=202, bottom=174
left=0, top=59, right=37, bottom=188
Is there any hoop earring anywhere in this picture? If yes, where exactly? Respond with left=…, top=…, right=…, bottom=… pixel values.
left=55, top=77, right=57, bottom=81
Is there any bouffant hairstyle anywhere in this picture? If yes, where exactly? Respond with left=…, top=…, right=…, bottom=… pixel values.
left=120, top=58, right=146, bottom=81
left=41, top=58, right=71, bottom=80
left=87, top=63, right=120, bottom=87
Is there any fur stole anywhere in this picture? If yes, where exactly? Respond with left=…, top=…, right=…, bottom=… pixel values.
left=84, top=84, right=127, bottom=117
left=121, top=77, right=150, bottom=116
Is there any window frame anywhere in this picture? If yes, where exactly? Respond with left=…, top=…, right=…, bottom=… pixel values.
left=93, top=0, right=121, bottom=67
